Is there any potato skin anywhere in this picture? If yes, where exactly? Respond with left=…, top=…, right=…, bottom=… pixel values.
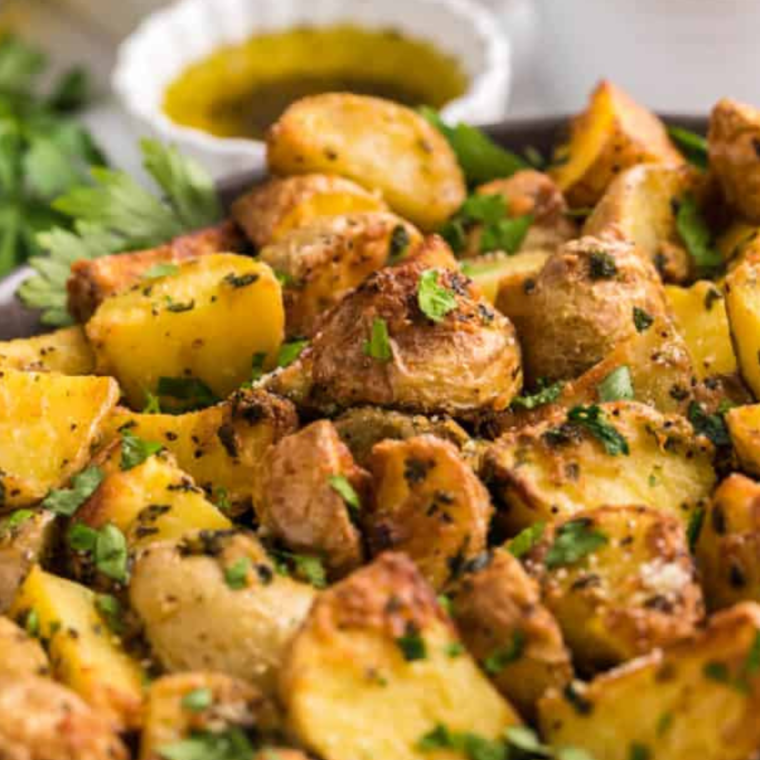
left=0, top=676, right=128, bottom=760
left=708, top=98, right=760, bottom=223
left=538, top=602, right=760, bottom=760
left=257, top=420, right=368, bottom=576
left=280, top=553, right=520, bottom=760
left=260, top=212, right=421, bottom=337
left=267, top=93, right=465, bottom=230
left=0, top=616, right=49, bottom=679
left=231, top=173, right=387, bottom=248
left=449, top=548, right=572, bottom=718
left=364, top=435, right=492, bottom=590
left=500, top=236, right=669, bottom=384
left=0, top=327, right=95, bottom=375
left=526, top=505, right=704, bottom=673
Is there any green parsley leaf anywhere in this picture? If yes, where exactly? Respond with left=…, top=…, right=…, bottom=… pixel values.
left=277, top=340, right=308, bottom=368
left=633, top=306, right=654, bottom=333
left=545, top=518, right=608, bottom=569
left=142, top=262, right=180, bottom=280
left=483, top=630, right=526, bottom=674
left=250, top=351, right=268, bottom=383
left=363, top=317, right=393, bottom=362
left=597, top=365, right=634, bottom=402
left=508, top=522, right=546, bottom=558
left=437, top=594, right=453, bottom=615
left=158, top=727, right=254, bottom=760
left=688, top=401, right=731, bottom=448
left=212, top=487, right=232, bottom=513
left=418, top=269, right=457, bottom=322
left=328, top=474, right=361, bottom=513
left=156, top=376, right=219, bottom=411
left=121, top=430, right=163, bottom=471
left=396, top=627, right=427, bottom=661
left=687, top=506, right=705, bottom=553
left=389, top=224, right=411, bottom=262
left=446, top=642, right=465, bottom=658
left=656, top=711, right=674, bottom=736
left=143, top=390, right=162, bottom=414
left=588, top=250, right=618, bottom=279
left=556, top=749, right=596, bottom=760
left=41, top=466, right=103, bottom=516
left=95, top=593, right=124, bottom=635
left=94, top=524, right=129, bottom=582
left=668, top=126, right=708, bottom=170
left=511, top=380, right=564, bottom=411
left=629, top=743, right=651, bottom=760
left=703, top=660, right=731, bottom=684
left=676, top=194, right=722, bottom=272
left=480, top=214, right=533, bottom=254
left=418, top=724, right=507, bottom=760
left=523, top=145, right=545, bottom=169
left=181, top=688, right=213, bottom=712
left=567, top=404, right=630, bottom=456
left=224, top=557, right=251, bottom=590
left=504, top=726, right=551, bottom=756
left=271, top=550, right=327, bottom=589
left=1, top=509, right=33, bottom=531
left=67, top=522, right=98, bottom=552
left=24, top=608, right=40, bottom=638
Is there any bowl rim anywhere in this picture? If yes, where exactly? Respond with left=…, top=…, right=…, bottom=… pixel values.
left=111, top=0, right=511, bottom=160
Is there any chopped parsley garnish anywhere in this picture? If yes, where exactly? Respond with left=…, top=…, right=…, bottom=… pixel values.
left=676, top=194, right=722, bottom=272
left=511, top=380, right=564, bottom=411
left=328, top=474, right=361, bottom=513
left=41, top=465, right=103, bottom=516
left=121, top=429, right=163, bottom=471
left=633, top=307, right=654, bottom=333
left=94, top=593, right=124, bottom=635
left=157, top=376, right=219, bottom=410
left=446, top=642, right=465, bottom=658
left=483, top=630, right=526, bottom=674
left=142, top=262, right=179, bottom=280
left=67, top=522, right=99, bottom=552
left=143, top=390, right=162, bottom=414
left=687, top=401, right=731, bottom=447
left=181, top=688, right=213, bottom=712
left=597, top=365, right=634, bottom=402
left=629, top=743, right=651, bottom=760
left=703, top=660, right=731, bottom=684
left=271, top=550, right=327, bottom=589
left=437, top=594, right=453, bottom=615
left=223, top=272, right=258, bottom=288
left=480, top=214, right=533, bottom=254
left=94, top=524, right=129, bottom=582
left=24, top=608, right=40, bottom=638
left=508, top=521, right=546, bottom=558
left=224, top=557, right=251, bottom=590
left=418, top=269, right=457, bottom=322
left=588, top=251, right=618, bottom=279
left=545, top=518, right=608, bottom=569
left=158, top=727, right=254, bottom=760
left=389, top=224, right=411, bottom=262
left=164, top=296, right=195, bottom=313
left=396, top=626, right=427, bottom=661
left=1, top=509, right=33, bottom=531
left=363, top=317, right=393, bottom=362
left=567, top=404, right=630, bottom=456
left=668, top=126, right=708, bottom=170
left=687, top=506, right=705, bottom=552
left=277, top=339, right=308, bottom=368
left=523, top=145, right=545, bottom=169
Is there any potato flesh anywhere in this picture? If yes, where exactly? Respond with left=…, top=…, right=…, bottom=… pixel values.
left=727, top=404, right=760, bottom=477
left=0, top=326, right=95, bottom=375
left=470, top=249, right=550, bottom=305
left=725, top=257, right=760, bottom=397
left=0, top=616, right=49, bottom=679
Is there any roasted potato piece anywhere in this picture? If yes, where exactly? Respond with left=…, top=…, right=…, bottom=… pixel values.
left=0, top=369, right=119, bottom=509
left=130, top=530, right=315, bottom=696
left=500, top=236, right=669, bottom=383
left=364, top=435, right=492, bottom=590
left=0, top=615, right=49, bottom=679
left=107, top=388, right=298, bottom=515
left=267, top=93, right=466, bottom=230
left=538, top=602, right=760, bottom=760
left=708, top=98, right=760, bottom=223
left=0, top=509, right=57, bottom=612
left=526, top=505, right=703, bottom=672
left=549, top=80, right=683, bottom=208
left=87, top=253, right=284, bottom=410
left=468, top=249, right=551, bottom=305
left=666, top=281, right=737, bottom=379
left=231, top=173, right=388, bottom=248
left=717, top=220, right=760, bottom=267
left=725, top=255, right=760, bottom=398
left=696, top=474, right=760, bottom=611
left=727, top=403, right=760, bottom=477
left=280, top=553, right=520, bottom=760
left=140, top=672, right=267, bottom=760
left=10, top=565, right=144, bottom=730
left=0, top=326, right=95, bottom=374
left=260, top=212, right=422, bottom=336
left=584, top=163, right=700, bottom=282
left=449, top=548, right=572, bottom=718
left=0, top=675, right=128, bottom=760
left=257, top=420, right=368, bottom=577
left=482, top=401, right=716, bottom=534
left=67, top=220, right=245, bottom=323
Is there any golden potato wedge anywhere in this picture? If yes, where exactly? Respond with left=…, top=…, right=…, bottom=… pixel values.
left=467, top=249, right=551, bottom=305
left=267, top=93, right=466, bottom=230
left=725, top=255, right=760, bottom=398
left=0, top=326, right=95, bottom=375
left=0, top=616, right=49, bottom=679
left=280, top=553, right=520, bottom=760
left=364, top=435, right=492, bottom=590
left=550, top=80, right=683, bottom=208
left=231, top=173, right=387, bottom=248
left=526, top=505, right=703, bottom=672
left=0, top=675, right=128, bottom=760
left=717, top=220, right=760, bottom=267
left=727, top=403, right=760, bottom=477
left=482, top=401, right=716, bottom=534
left=107, top=388, right=298, bottom=515
left=10, top=565, right=144, bottom=730
left=86, top=253, right=284, bottom=410
left=260, top=212, right=422, bottom=336
left=696, top=474, right=760, bottom=611
left=257, top=420, right=368, bottom=577
left=130, top=530, right=315, bottom=697
left=709, top=98, right=760, bottom=223
left=67, top=220, right=246, bottom=323
left=538, top=602, right=760, bottom=760
left=449, top=547, right=572, bottom=719
left=0, top=369, right=119, bottom=509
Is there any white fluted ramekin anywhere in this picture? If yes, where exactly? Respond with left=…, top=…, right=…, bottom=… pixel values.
left=112, top=0, right=511, bottom=179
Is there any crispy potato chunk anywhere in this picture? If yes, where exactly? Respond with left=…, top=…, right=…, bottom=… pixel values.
left=280, top=553, right=520, bottom=760
left=666, top=281, right=737, bottom=379
left=0, top=675, right=128, bottom=760
left=364, top=435, right=492, bottom=590
left=107, top=388, right=298, bottom=515
left=482, top=401, right=716, bottom=534
left=471, top=249, right=552, bottom=305
left=526, top=505, right=703, bottom=672
left=708, top=98, right=760, bottom=223
left=140, top=672, right=267, bottom=760
left=267, top=94, right=466, bottom=230
left=67, top=221, right=245, bottom=323
left=538, top=602, right=760, bottom=760
left=257, top=420, right=368, bottom=577
left=0, top=616, right=49, bottom=679
left=130, top=531, right=315, bottom=696
left=727, top=403, right=760, bottom=477
left=260, top=212, right=421, bottom=336
left=500, top=236, right=669, bottom=383
left=86, top=253, right=284, bottom=410
left=717, top=220, right=760, bottom=267
left=0, top=326, right=95, bottom=374
left=231, top=173, right=388, bottom=248
left=696, top=474, right=760, bottom=611
left=449, top=548, right=572, bottom=719
left=549, top=80, right=683, bottom=208
left=0, top=369, right=119, bottom=509
left=725, top=255, right=760, bottom=398
left=10, top=566, right=144, bottom=730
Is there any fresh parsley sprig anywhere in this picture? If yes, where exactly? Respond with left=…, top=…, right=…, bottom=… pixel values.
left=675, top=194, right=722, bottom=274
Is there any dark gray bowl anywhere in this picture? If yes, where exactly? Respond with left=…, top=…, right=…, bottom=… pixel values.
left=0, top=114, right=707, bottom=340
